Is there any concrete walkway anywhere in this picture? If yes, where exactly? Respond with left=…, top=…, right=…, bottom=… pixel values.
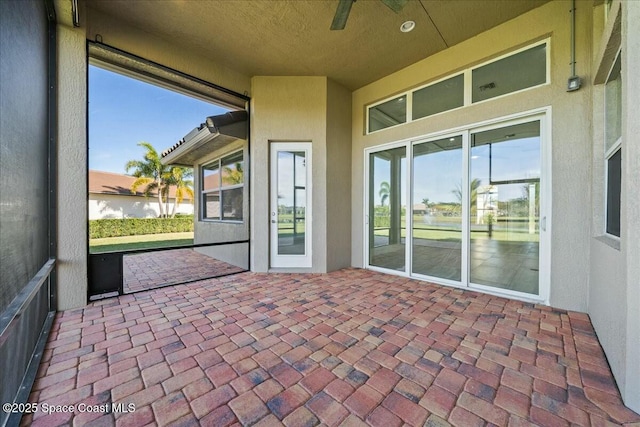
left=24, top=269, right=640, bottom=426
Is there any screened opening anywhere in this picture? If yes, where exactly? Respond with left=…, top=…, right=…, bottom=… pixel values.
left=88, top=44, right=249, bottom=300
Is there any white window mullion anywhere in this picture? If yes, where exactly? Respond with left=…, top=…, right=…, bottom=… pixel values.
left=461, top=130, right=470, bottom=287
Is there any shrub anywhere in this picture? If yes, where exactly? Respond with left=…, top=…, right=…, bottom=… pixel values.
left=90, top=217, right=194, bottom=239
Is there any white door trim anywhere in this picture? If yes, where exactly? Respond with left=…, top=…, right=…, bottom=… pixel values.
left=270, top=142, right=312, bottom=268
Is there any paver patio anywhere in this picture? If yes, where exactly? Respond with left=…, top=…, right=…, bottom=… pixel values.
left=23, top=269, right=640, bottom=426
left=123, top=248, right=245, bottom=293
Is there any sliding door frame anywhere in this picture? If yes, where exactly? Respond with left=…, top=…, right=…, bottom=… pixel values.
left=363, top=107, right=552, bottom=304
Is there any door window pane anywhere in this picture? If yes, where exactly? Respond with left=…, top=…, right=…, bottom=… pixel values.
left=412, top=75, right=464, bottom=120
left=472, top=44, right=547, bottom=103
left=470, top=121, right=541, bottom=295
left=277, top=151, right=306, bottom=255
left=369, top=147, right=406, bottom=271
left=412, top=136, right=462, bottom=280
left=368, top=95, right=407, bottom=133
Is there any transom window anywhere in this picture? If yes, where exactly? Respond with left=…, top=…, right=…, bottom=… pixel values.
left=366, top=40, right=549, bottom=134
left=201, top=150, right=244, bottom=222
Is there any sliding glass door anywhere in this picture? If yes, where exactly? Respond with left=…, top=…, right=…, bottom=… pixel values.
left=368, top=147, right=406, bottom=271
left=412, top=136, right=463, bottom=281
left=365, top=114, right=547, bottom=301
left=469, top=121, right=541, bottom=294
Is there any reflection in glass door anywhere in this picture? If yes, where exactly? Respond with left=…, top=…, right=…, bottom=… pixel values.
left=412, top=136, right=463, bottom=281
left=368, top=146, right=406, bottom=271
left=469, top=121, right=540, bottom=294
left=270, top=143, right=312, bottom=268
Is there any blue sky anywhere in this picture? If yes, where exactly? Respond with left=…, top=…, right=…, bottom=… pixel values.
left=89, top=65, right=228, bottom=174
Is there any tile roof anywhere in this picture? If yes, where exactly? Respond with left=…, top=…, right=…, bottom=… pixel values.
left=89, top=170, right=182, bottom=199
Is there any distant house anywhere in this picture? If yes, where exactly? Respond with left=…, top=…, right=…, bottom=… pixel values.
left=88, top=170, right=193, bottom=219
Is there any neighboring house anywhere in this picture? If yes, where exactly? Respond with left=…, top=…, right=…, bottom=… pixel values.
left=3, top=0, right=640, bottom=415
left=88, top=170, right=194, bottom=219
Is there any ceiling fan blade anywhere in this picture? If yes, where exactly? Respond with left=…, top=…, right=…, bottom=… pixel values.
left=380, top=0, right=408, bottom=13
left=331, top=0, right=354, bottom=30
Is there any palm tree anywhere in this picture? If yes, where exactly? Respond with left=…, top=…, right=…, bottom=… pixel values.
left=166, top=167, right=194, bottom=218
left=222, top=161, right=243, bottom=185
left=125, top=141, right=171, bottom=217
left=452, top=178, right=481, bottom=214
left=379, top=181, right=390, bottom=207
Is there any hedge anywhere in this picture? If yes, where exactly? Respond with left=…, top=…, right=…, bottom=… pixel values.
left=90, top=217, right=194, bottom=239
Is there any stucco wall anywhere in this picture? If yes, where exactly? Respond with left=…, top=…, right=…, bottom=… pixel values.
left=350, top=0, right=593, bottom=311
left=88, top=194, right=193, bottom=219
left=621, top=1, right=640, bottom=411
left=326, top=80, right=353, bottom=271
left=250, top=77, right=328, bottom=272
left=57, top=21, right=88, bottom=310
left=589, top=0, right=640, bottom=412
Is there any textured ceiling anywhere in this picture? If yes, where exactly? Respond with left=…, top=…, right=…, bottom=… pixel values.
left=86, top=0, right=550, bottom=90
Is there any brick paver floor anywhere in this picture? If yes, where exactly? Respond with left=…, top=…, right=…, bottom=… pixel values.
left=123, top=248, right=245, bottom=293
left=24, top=269, right=640, bottom=426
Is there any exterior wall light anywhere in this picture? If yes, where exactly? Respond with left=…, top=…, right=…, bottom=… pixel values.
left=567, top=76, right=582, bottom=92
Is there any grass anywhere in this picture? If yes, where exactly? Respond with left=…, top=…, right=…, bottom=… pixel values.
left=90, top=232, right=194, bottom=253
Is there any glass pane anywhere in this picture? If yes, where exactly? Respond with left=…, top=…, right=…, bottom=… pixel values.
left=606, top=149, right=621, bottom=237
left=221, top=151, right=244, bottom=186
left=203, top=192, right=220, bottom=220
left=605, top=54, right=622, bottom=152
left=412, top=75, right=464, bottom=120
left=472, top=44, right=547, bottom=103
left=369, top=95, right=407, bottom=132
left=412, top=136, right=462, bottom=280
left=277, top=151, right=306, bottom=255
left=369, top=146, right=406, bottom=271
left=202, top=162, right=219, bottom=191
left=222, top=187, right=243, bottom=221
left=470, top=121, right=540, bottom=295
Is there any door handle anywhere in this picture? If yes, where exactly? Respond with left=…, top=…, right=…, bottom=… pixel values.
left=541, top=216, right=546, bottom=231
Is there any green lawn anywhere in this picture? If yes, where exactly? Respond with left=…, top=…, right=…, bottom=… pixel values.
left=90, top=232, right=194, bottom=253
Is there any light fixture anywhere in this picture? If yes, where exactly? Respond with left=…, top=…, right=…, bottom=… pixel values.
left=400, top=21, right=415, bottom=33
left=567, top=76, right=582, bottom=92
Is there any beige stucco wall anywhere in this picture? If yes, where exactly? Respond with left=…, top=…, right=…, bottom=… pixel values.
left=589, top=0, right=640, bottom=412
left=250, top=77, right=328, bottom=273
left=57, top=21, right=88, bottom=310
left=250, top=76, right=352, bottom=273
left=351, top=0, right=593, bottom=312
left=325, top=80, right=353, bottom=271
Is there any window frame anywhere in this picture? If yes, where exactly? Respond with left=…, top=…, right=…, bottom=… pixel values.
left=200, top=149, right=244, bottom=223
left=604, top=49, right=622, bottom=239
left=365, top=39, right=550, bottom=134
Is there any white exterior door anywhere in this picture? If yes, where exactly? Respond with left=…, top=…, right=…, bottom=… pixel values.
left=270, top=143, right=312, bottom=268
